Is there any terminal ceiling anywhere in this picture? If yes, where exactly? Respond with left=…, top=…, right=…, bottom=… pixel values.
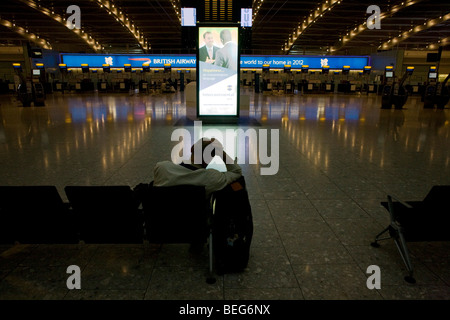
left=0, top=0, right=448, bottom=55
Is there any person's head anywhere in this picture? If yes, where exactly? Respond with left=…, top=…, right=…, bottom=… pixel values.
left=220, top=29, right=232, bottom=44
left=190, top=138, right=218, bottom=168
left=203, top=31, right=214, bottom=48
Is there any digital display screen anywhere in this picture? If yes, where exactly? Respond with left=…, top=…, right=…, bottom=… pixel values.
left=241, top=9, right=252, bottom=27
left=32, top=69, right=40, bottom=76
left=240, top=56, right=369, bottom=69
left=181, top=8, right=196, bottom=26
left=62, top=54, right=197, bottom=68
left=198, top=26, right=239, bottom=117
left=429, top=72, right=437, bottom=79
left=61, top=54, right=369, bottom=70
left=385, top=71, right=393, bottom=78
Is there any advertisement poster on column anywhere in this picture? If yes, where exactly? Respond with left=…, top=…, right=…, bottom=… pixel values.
left=197, top=26, right=239, bottom=117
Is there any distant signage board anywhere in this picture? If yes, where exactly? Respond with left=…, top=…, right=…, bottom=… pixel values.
left=240, top=55, right=369, bottom=69
left=61, top=54, right=369, bottom=70
left=61, top=54, right=196, bottom=68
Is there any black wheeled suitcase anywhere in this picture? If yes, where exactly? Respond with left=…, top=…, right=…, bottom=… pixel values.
left=212, top=176, right=253, bottom=274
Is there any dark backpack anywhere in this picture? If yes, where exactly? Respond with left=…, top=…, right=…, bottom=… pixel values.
left=212, top=176, right=253, bottom=274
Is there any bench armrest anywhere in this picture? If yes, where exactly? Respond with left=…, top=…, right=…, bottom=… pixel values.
left=386, top=194, right=414, bottom=226
left=387, top=195, right=414, bottom=209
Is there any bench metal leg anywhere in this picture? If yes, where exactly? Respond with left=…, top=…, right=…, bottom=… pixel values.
left=371, top=225, right=416, bottom=283
left=206, top=232, right=216, bottom=284
left=371, top=226, right=391, bottom=247
left=394, top=229, right=416, bottom=284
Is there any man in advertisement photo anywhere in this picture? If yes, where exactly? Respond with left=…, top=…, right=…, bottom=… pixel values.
left=213, top=29, right=238, bottom=71
left=199, top=31, right=219, bottom=63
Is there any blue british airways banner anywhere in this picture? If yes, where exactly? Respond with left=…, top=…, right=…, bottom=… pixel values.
left=61, top=54, right=197, bottom=68
left=61, top=54, right=369, bottom=70
left=240, top=55, right=369, bottom=69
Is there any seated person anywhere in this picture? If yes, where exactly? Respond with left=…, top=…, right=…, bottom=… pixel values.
left=153, top=138, right=242, bottom=199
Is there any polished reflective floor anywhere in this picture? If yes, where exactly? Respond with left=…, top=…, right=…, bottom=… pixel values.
left=0, top=89, right=449, bottom=300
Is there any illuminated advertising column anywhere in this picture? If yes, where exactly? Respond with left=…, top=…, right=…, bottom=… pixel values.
left=197, top=25, right=240, bottom=118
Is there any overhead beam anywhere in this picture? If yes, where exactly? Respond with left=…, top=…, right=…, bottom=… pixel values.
left=0, top=18, right=51, bottom=49
left=94, top=0, right=148, bottom=51
left=15, top=0, right=102, bottom=52
left=285, top=0, right=343, bottom=53
left=330, top=0, right=424, bottom=53
left=378, top=13, right=450, bottom=50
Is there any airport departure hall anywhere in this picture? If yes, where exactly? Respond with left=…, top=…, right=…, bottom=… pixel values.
left=0, top=0, right=450, bottom=305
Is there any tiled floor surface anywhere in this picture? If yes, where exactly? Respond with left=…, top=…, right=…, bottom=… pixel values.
left=0, top=89, right=449, bottom=300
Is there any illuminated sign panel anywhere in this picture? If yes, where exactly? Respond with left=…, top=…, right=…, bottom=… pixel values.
left=241, top=9, right=252, bottom=27
left=240, top=55, right=369, bottom=69
left=181, top=8, right=196, bottom=26
left=61, top=54, right=369, bottom=70
left=61, top=54, right=197, bottom=68
left=197, top=26, right=239, bottom=117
